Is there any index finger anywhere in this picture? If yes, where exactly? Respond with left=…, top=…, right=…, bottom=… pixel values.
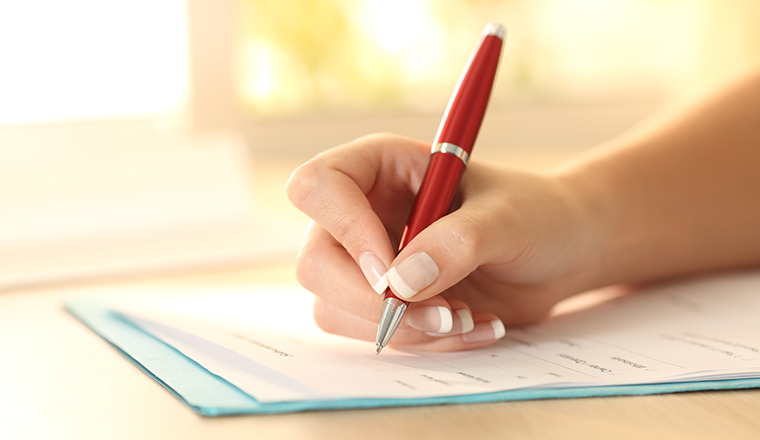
left=286, top=133, right=431, bottom=281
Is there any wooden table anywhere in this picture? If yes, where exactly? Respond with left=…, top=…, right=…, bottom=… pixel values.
left=3, top=151, right=760, bottom=440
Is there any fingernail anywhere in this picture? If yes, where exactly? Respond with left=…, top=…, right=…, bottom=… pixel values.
left=457, top=309, right=475, bottom=333
left=359, top=253, right=388, bottom=295
left=387, top=252, right=439, bottom=300
left=462, top=319, right=506, bottom=343
left=426, top=308, right=474, bottom=337
left=407, top=306, right=453, bottom=333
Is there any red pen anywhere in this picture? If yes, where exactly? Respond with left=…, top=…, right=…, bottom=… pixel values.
left=375, top=23, right=506, bottom=354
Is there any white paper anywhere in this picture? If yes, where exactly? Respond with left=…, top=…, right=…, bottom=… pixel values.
left=113, top=271, right=760, bottom=403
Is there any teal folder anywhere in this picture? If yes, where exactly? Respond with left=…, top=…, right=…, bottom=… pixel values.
left=65, top=297, right=760, bottom=416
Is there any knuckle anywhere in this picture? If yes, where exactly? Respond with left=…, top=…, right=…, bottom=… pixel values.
left=443, top=213, right=486, bottom=265
left=286, top=162, right=321, bottom=208
left=329, top=210, right=366, bottom=248
left=294, top=241, right=322, bottom=293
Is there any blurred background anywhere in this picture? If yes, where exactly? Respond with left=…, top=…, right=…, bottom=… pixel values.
left=1, top=0, right=759, bottom=287
left=3, top=0, right=760, bottom=154
left=0, top=0, right=760, bottom=158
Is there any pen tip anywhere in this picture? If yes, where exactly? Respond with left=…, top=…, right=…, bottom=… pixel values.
left=375, top=344, right=383, bottom=355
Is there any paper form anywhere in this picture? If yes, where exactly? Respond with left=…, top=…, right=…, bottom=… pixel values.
left=112, top=271, right=760, bottom=403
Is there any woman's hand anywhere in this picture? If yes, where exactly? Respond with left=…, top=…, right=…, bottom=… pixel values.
left=287, top=133, right=600, bottom=352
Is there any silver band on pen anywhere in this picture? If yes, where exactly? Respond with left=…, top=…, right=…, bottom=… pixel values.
left=432, top=142, right=469, bottom=166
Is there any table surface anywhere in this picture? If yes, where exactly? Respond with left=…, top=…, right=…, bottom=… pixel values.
left=4, top=154, right=760, bottom=440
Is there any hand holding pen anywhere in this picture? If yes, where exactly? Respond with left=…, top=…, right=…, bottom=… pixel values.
left=288, top=21, right=760, bottom=352
left=287, top=23, right=600, bottom=352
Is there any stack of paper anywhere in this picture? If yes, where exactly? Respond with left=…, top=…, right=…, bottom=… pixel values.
left=66, top=271, right=760, bottom=415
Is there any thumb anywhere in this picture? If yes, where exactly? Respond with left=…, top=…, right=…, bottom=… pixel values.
left=386, top=211, right=492, bottom=301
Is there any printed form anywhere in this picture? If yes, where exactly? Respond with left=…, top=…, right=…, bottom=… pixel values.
left=113, top=272, right=760, bottom=403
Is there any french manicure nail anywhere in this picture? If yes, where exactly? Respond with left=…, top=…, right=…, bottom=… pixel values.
left=387, top=252, right=439, bottom=300
left=359, top=253, right=388, bottom=294
left=407, top=306, right=453, bottom=333
left=426, top=308, right=474, bottom=337
left=462, top=319, right=506, bottom=343
left=457, top=309, right=475, bottom=333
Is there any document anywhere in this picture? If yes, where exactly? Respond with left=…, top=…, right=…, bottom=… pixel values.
left=104, top=271, right=760, bottom=405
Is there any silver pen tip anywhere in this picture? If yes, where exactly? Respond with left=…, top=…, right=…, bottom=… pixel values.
left=375, top=344, right=383, bottom=355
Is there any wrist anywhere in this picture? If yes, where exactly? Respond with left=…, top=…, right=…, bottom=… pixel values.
left=549, top=162, right=617, bottom=294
